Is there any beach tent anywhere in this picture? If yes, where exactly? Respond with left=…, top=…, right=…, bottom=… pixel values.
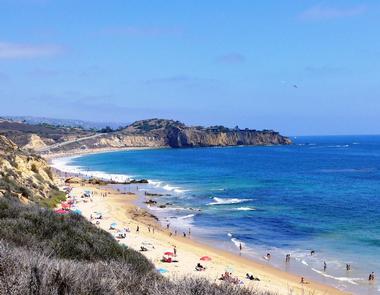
left=164, top=252, right=174, bottom=256
left=110, top=222, right=117, bottom=229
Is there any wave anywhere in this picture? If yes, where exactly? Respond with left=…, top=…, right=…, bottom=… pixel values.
left=235, top=207, right=256, bottom=211
left=208, top=197, right=250, bottom=206
left=311, top=268, right=362, bottom=285
left=326, top=145, right=349, bottom=148
left=149, top=180, right=189, bottom=194
left=177, top=214, right=195, bottom=220
left=231, top=238, right=245, bottom=249
left=51, top=157, right=133, bottom=182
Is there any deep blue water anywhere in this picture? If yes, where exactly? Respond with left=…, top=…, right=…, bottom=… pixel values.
left=59, top=136, right=380, bottom=294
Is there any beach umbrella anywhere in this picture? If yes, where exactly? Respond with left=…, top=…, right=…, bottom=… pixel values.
left=54, top=209, right=69, bottom=214
left=157, top=268, right=169, bottom=274
left=71, top=209, right=82, bottom=214
left=110, top=223, right=117, bottom=228
left=164, top=252, right=174, bottom=256
left=200, top=256, right=212, bottom=261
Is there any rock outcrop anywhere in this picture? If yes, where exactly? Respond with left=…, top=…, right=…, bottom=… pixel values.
left=0, top=135, right=56, bottom=201
left=39, top=119, right=291, bottom=154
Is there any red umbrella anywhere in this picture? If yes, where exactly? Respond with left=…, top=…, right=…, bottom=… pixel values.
left=164, top=252, right=174, bottom=256
left=200, top=256, right=212, bottom=261
left=54, top=209, right=69, bottom=214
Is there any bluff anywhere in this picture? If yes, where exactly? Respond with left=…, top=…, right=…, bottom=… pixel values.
left=37, top=119, right=291, bottom=154
left=0, top=135, right=57, bottom=202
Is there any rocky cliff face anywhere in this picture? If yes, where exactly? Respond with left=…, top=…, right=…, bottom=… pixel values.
left=41, top=119, right=291, bottom=154
left=0, top=135, right=56, bottom=201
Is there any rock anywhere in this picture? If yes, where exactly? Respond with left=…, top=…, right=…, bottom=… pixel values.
left=65, top=177, right=83, bottom=184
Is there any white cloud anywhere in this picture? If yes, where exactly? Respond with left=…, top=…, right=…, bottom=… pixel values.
left=299, top=5, right=367, bottom=21
left=0, top=42, right=64, bottom=59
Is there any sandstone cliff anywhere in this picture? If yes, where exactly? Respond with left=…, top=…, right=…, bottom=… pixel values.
left=0, top=135, right=56, bottom=201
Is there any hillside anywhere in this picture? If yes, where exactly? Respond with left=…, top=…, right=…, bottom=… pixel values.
left=0, top=118, right=94, bottom=150
left=0, top=135, right=58, bottom=203
left=37, top=118, right=291, bottom=154
left=0, top=136, right=271, bottom=295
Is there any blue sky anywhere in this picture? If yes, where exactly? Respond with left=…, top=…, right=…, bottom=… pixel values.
left=0, top=0, right=379, bottom=135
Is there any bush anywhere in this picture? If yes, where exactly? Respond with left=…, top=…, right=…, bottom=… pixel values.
left=38, top=190, right=66, bottom=208
left=0, top=199, right=274, bottom=295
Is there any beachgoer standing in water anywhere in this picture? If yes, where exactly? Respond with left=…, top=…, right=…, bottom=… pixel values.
left=239, top=243, right=242, bottom=252
left=173, top=246, right=177, bottom=257
left=136, top=225, right=139, bottom=233
left=323, top=261, right=327, bottom=271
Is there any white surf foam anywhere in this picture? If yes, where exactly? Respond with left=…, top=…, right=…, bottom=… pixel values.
left=51, top=156, right=133, bottom=182
left=208, top=197, right=250, bottom=206
left=236, top=207, right=256, bottom=211
left=231, top=238, right=245, bottom=249
left=311, top=268, right=362, bottom=285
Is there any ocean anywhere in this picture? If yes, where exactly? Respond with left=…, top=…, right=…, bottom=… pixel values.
left=52, top=135, right=380, bottom=294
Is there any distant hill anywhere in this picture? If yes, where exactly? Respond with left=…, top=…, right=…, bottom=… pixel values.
left=4, top=116, right=129, bottom=131
left=0, top=117, right=291, bottom=154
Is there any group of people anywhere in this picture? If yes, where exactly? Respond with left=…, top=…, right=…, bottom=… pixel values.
left=219, top=272, right=241, bottom=284
left=368, top=272, right=375, bottom=281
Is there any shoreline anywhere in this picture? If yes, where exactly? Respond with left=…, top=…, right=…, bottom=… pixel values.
left=50, top=152, right=347, bottom=295
left=63, top=181, right=346, bottom=295
left=42, top=146, right=165, bottom=161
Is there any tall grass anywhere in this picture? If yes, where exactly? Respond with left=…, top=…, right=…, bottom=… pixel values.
left=0, top=198, right=275, bottom=295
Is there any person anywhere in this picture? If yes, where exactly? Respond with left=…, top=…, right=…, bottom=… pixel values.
left=300, top=277, right=305, bottom=284
left=188, top=228, right=191, bottom=237
left=324, top=261, right=327, bottom=272
left=369, top=272, right=375, bottom=281
left=285, top=254, right=290, bottom=262
left=148, top=226, right=151, bottom=233
left=239, top=243, right=242, bottom=252
left=266, top=253, right=271, bottom=259
left=173, top=246, right=177, bottom=257
left=346, top=264, right=351, bottom=271
left=167, top=224, right=170, bottom=230
left=174, top=230, right=177, bottom=236
left=136, top=225, right=140, bottom=233
left=195, top=263, right=205, bottom=271
left=183, top=232, right=186, bottom=238
left=310, top=250, right=315, bottom=256
left=169, top=232, right=173, bottom=237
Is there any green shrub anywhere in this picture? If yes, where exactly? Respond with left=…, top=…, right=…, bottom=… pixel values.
left=38, top=190, right=66, bottom=208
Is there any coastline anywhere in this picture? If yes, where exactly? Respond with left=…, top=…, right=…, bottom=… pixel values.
left=50, top=151, right=347, bottom=295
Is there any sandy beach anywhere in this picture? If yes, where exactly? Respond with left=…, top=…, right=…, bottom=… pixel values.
left=57, top=178, right=347, bottom=295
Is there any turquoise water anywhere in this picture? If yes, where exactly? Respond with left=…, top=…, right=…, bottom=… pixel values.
left=58, top=136, right=380, bottom=294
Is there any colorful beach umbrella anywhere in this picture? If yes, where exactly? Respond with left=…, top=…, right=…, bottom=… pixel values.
left=200, top=256, right=212, bottom=261
left=54, top=209, right=69, bottom=214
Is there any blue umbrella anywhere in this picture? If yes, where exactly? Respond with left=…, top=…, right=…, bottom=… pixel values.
left=71, top=209, right=82, bottom=214
left=157, top=268, right=169, bottom=274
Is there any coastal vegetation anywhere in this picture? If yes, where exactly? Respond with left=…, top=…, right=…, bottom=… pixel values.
left=0, top=134, right=276, bottom=294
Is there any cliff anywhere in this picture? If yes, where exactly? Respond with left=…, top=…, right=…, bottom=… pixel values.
left=37, top=119, right=291, bottom=154
left=0, top=135, right=57, bottom=201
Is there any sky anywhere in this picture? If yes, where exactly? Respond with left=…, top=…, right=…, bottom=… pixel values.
left=0, top=0, right=379, bottom=135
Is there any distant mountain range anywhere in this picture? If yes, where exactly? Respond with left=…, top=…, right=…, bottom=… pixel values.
left=3, top=116, right=129, bottom=131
